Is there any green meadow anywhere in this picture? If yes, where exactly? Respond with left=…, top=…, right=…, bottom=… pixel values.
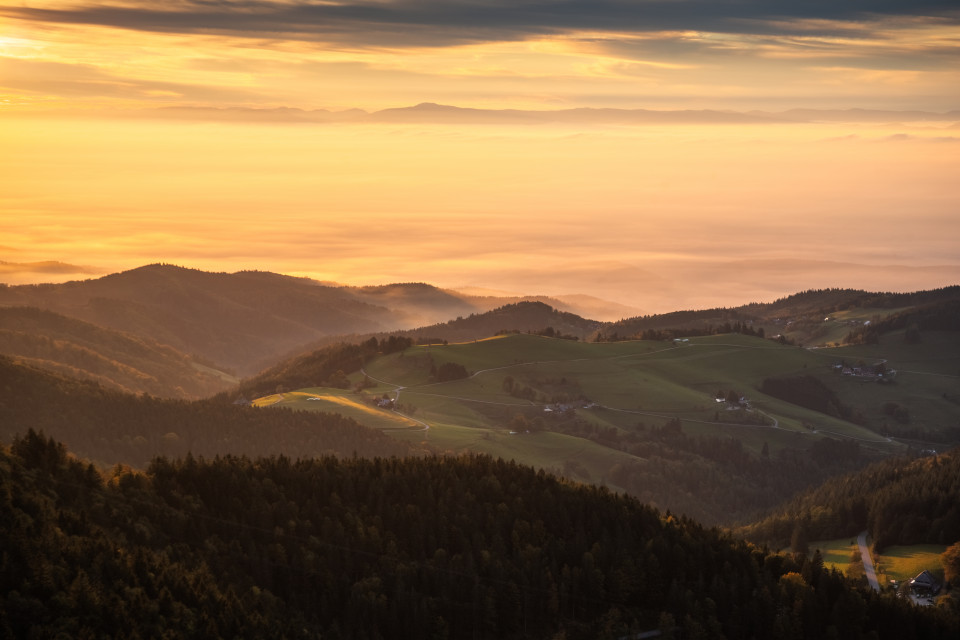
left=253, top=331, right=960, bottom=516
left=875, top=545, right=947, bottom=584
left=808, top=538, right=946, bottom=587
left=256, top=331, right=935, bottom=455
left=253, top=388, right=422, bottom=430
left=810, top=538, right=860, bottom=574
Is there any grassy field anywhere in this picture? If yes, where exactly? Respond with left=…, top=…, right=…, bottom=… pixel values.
left=810, top=537, right=860, bottom=574
left=875, top=544, right=947, bottom=584
left=253, top=388, right=422, bottom=430
left=386, top=334, right=901, bottom=445
left=252, top=331, right=960, bottom=522
left=800, top=306, right=913, bottom=347
left=255, top=332, right=928, bottom=466
left=808, top=538, right=947, bottom=587
left=817, top=331, right=960, bottom=443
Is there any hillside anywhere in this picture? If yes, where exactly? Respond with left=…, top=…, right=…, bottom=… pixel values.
left=0, top=265, right=404, bottom=374
left=248, top=330, right=960, bottom=525
left=0, top=265, right=632, bottom=375
left=402, top=301, right=601, bottom=343
left=602, top=286, right=960, bottom=347
left=0, top=356, right=416, bottom=467
left=3, top=432, right=956, bottom=639
left=454, top=290, right=644, bottom=322
left=0, top=306, right=233, bottom=398
left=5, top=265, right=954, bottom=380
left=737, top=449, right=960, bottom=552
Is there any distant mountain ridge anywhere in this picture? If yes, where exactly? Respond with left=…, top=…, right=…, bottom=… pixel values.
left=601, top=286, right=960, bottom=343
left=0, top=265, right=398, bottom=375
left=0, top=264, right=632, bottom=379
left=2, top=265, right=958, bottom=398
left=150, top=103, right=960, bottom=125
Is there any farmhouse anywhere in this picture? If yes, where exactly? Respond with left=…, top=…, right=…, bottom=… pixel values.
left=908, top=570, right=941, bottom=596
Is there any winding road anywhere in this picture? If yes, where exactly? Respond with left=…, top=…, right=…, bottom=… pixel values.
left=360, top=368, right=432, bottom=432
left=858, top=531, right=881, bottom=592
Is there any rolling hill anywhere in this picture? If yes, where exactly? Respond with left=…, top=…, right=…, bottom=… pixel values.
left=249, top=328, right=960, bottom=525
left=0, top=356, right=417, bottom=468
left=0, top=264, right=630, bottom=376
left=242, top=281, right=960, bottom=524
left=3, top=273, right=960, bottom=635
left=0, top=265, right=403, bottom=375
left=601, top=286, right=960, bottom=347
left=3, top=265, right=958, bottom=525
left=0, top=306, right=234, bottom=398
left=738, top=449, right=960, bottom=552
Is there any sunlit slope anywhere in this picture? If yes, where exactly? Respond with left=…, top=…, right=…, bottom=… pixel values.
left=362, top=334, right=896, bottom=446
left=251, top=331, right=960, bottom=523
left=822, top=330, right=960, bottom=439
left=253, top=388, right=422, bottom=430
left=258, top=332, right=924, bottom=461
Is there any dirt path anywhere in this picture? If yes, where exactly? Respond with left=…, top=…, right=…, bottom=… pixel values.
left=360, top=368, right=430, bottom=431
left=858, top=531, right=881, bottom=592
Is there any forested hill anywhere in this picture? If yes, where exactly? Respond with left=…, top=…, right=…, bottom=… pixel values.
left=400, top=300, right=600, bottom=342
left=0, top=356, right=415, bottom=468
left=0, top=306, right=232, bottom=399
left=231, top=302, right=599, bottom=400
left=744, top=287, right=960, bottom=318
left=3, top=433, right=957, bottom=640
left=228, top=336, right=394, bottom=401
left=0, top=265, right=401, bottom=375
left=285, top=300, right=603, bottom=360
left=600, top=286, right=960, bottom=342
left=0, top=265, right=608, bottom=377
left=844, top=297, right=960, bottom=344
left=738, top=449, right=960, bottom=551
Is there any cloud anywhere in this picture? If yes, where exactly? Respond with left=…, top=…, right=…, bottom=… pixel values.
left=0, top=57, right=264, bottom=103
left=0, top=260, right=103, bottom=276
left=879, top=132, right=960, bottom=142
left=4, top=1, right=959, bottom=48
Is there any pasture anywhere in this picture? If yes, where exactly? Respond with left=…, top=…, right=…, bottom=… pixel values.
left=875, top=544, right=947, bottom=584
left=249, top=331, right=960, bottom=523
left=256, top=332, right=919, bottom=473
left=809, top=538, right=859, bottom=574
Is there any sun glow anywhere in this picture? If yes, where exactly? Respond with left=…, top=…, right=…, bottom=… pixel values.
left=1, top=1, right=958, bottom=308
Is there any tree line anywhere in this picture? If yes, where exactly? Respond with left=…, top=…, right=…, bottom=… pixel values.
left=737, top=449, right=960, bottom=552
left=844, top=299, right=960, bottom=345
left=0, top=356, right=417, bottom=469
left=3, top=431, right=957, bottom=639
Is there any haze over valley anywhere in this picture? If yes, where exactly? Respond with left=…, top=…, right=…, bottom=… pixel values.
left=2, top=0, right=960, bottom=636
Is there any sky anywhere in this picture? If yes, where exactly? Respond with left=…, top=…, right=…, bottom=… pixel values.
left=2, top=1, right=959, bottom=312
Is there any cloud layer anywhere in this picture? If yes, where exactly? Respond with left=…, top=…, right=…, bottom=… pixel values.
left=3, top=114, right=958, bottom=309
left=2, top=1, right=957, bottom=308
left=6, top=1, right=960, bottom=46
left=3, top=0, right=959, bottom=112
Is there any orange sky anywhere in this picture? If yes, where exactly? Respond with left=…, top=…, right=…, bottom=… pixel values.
left=2, top=1, right=959, bottom=311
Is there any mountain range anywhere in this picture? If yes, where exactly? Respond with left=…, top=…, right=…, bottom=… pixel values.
left=150, top=103, right=960, bottom=126
left=0, top=264, right=637, bottom=388
left=2, top=264, right=958, bottom=401
left=2, top=264, right=959, bottom=634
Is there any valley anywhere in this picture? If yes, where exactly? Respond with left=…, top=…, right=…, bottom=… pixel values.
left=2, top=265, right=959, bottom=636
left=251, top=328, right=959, bottom=525
left=6, top=1, right=960, bottom=633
